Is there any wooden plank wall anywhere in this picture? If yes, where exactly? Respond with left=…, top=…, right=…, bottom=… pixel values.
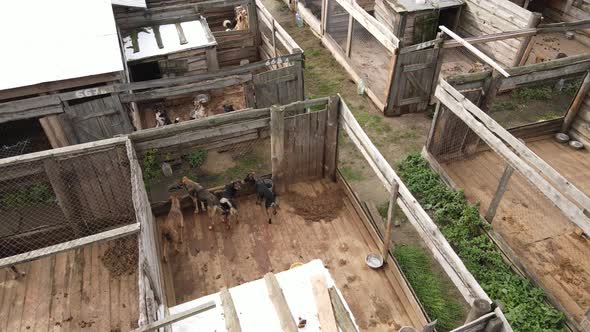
left=126, top=140, right=167, bottom=326
left=543, top=0, right=590, bottom=48
left=374, top=0, right=401, bottom=35
left=570, top=90, right=590, bottom=144
left=282, top=110, right=329, bottom=183
left=458, top=0, right=534, bottom=67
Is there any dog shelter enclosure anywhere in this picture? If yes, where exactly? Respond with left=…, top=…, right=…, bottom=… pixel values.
left=425, top=76, right=590, bottom=331
left=0, top=0, right=304, bottom=157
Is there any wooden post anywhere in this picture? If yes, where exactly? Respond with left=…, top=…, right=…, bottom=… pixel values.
left=381, top=180, right=399, bottom=262
left=270, top=105, right=285, bottom=192
left=39, top=115, right=70, bottom=148
left=264, top=273, right=298, bottom=332
left=220, top=287, right=242, bottom=332
left=384, top=48, right=400, bottom=116
left=485, top=164, right=514, bottom=223
left=484, top=317, right=503, bottom=332
left=421, top=320, right=437, bottom=332
left=324, top=96, right=340, bottom=181
left=328, top=287, right=358, bottom=332
left=271, top=19, right=277, bottom=58
left=425, top=103, right=441, bottom=151
left=514, top=13, right=542, bottom=66
left=321, top=0, right=328, bottom=36
left=345, top=15, right=354, bottom=57
left=465, top=298, right=492, bottom=324
left=311, top=275, right=338, bottom=332
left=562, top=71, right=590, bottom=132
left=293, top=50, right=305, bottom=101
left=43, top=158, right=82, bottom=237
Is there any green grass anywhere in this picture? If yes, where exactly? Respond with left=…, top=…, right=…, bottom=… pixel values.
left=512, top=86, right=553, bottom=102
left=339, top=165, right=364, bottom=181
left=398, top=154, right=565, bottom=332
left=394, top=245, right=464, bottom=331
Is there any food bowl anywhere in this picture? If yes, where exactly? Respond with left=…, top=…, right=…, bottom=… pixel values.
left=555, top=133, right=570, bottom=143
left=569, top=140, right=585, bottom=150
left=365, top=253, right=384, bottom=269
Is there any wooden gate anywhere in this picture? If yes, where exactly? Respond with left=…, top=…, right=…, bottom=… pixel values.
left=253, top=65, right=303, bottom=108
left=388, top=47, right=440, bottom=116
left=64, top=95, right=133, bottom=144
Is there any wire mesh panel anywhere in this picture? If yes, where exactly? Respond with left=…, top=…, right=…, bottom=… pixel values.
left=0, top=140, right=31, bottom=159
left=300, top=0, right=322, bottom=19
left=349, top=19, right=393, bottom=105
left=0, top=143, right=135, bottom=258
left=325, top=0, right=349, bottom=50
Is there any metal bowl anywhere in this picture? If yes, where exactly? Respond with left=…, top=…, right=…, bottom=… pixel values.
left=365, top=253, right=384, bottom=269
left=569, top=140, right=584, bottom=150
left=555, top=133, right=570, bottom=143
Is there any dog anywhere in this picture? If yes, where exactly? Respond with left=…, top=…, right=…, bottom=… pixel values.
left=223, top=104, right=235, bottom=113
left=160, top=196, right=183, bottom=262
left=190, top=98, right=207, bottom=120
left=246, top=172, right=278, bottom=224
left=180, top=176, right=238, bottom=230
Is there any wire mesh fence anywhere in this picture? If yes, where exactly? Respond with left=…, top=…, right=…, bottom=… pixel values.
left=325, top=0, right=349, bottom=50
left=349, top=21, right=392, bottom=104
left=0, top=140, right=31, bottom=159
left=0, top=143, right=136, bottom=259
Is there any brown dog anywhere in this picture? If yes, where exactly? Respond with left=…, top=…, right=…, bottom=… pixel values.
left=161, top=196, right=183, bottom=262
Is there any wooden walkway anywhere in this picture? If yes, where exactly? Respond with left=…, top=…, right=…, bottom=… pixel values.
left=442, top=138, right=590, bottom=324
left=158, top=179, right=427, bottom=331
left=0, top=241, right=139, bottom=332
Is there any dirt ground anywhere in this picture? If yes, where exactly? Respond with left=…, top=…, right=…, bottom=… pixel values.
left=525, top=32, right=590, bottom=64
left=100, top=237, right=139, bottom=277
left=285, top=189, right=344, bottom=222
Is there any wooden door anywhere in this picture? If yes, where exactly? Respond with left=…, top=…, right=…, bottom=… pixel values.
left=388, top=47, right=440, bottom=115
left=253, top=65, right=302, bottom=108
left=64, top=95, right=133, bottom=144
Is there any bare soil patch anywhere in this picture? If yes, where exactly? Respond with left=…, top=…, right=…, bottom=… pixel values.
left=101, top=237, right=139, bottom=277
left=286, top=189, right=343, bottom=222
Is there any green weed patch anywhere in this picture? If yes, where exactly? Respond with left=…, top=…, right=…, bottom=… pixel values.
left=398, top=154, right=564, bottom=332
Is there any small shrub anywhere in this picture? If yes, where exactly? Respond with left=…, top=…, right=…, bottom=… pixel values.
left=563, top=79, right=582, bottom=96
left=490, top=100, right=517, bottom=113
left=511, top=86, right=553, bottom=102
left=185, top=149, right=208, bottom=168
left=142, top=149, right=162, bottom=190
left=1, top=184, right=55, bottom=209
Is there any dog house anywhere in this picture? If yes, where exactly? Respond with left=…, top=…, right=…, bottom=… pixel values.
left=374, top=0, right=464, bottom=46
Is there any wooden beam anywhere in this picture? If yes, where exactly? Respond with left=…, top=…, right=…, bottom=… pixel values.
left=311, top=275, right=338, bottom=332
left=513, top=13, right=542, bottom=67
left=324, top=96, right=340, bottom=181
left=442, top=29, right=537, bottom=49
left=270, top=105, right=286, bottom=192
left=120, top=74, right=252, bottom=102
left=328, top=287, right=358, bottom=332
left=484, top=164, right=514, bottom=223
left=435, top=85, right=590, bottom=235
left=220, top=288, right=242, bottom=332
left=0, top=223, right=140, bottom=268
left=0, top=136, right=127, bottom=167
left=440, top=79, right=590, bottom=215
left=537, top=19, right=590, bottom=33
left=132, top=301, right=216, bottom=332
left=439, top=26, right=510, bottom=78
left=255, top=0, right=302, bottom=53
left=346, top=15, right=354, bottom=57
left=562, top=71, right=590, bottom=132
left=381, top=180, right=399, bottom=261
left=264, top=273, right=298, bottom=332
left=331, top=0, right=399, bottom=51
left=465, top=298, right=492, bottom=323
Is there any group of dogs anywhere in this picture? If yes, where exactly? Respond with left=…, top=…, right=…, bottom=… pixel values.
left=160, top=172, right=278, bottom=262
left=155, top=99, right=236, bottom=128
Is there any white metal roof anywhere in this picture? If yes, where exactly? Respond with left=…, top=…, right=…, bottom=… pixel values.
left=169, top=259, right=358, bottom=331
left=0, top=0, right=124, bottom=91
left=111, top=0, right=147, bottom=8
left=123, top=19, right=217, bottom=62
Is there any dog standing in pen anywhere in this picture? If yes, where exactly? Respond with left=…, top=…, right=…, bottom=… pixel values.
left=180, top=176, right=239, bottom=230
left=160, top=195, right=184, bottom=262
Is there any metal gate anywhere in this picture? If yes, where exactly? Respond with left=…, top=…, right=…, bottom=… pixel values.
left=64, top=95, right=133, bottom=143
left=388, top=47, right=440, bottom=116
left=253, top=65, right=302, bottom=108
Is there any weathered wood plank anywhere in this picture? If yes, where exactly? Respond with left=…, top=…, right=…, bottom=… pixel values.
left=264, top=273, right=298, bottom=332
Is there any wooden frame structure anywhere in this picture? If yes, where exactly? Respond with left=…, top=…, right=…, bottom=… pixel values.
left=426, top=79, right=590, bottom=331
left=0, top=0, right=303, bottom=154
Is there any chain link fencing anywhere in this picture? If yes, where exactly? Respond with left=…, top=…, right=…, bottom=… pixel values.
left=0, top=142, right=136, bottom=259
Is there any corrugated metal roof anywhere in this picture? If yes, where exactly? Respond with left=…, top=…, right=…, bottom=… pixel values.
left=0, top=0, right=124, bottom=91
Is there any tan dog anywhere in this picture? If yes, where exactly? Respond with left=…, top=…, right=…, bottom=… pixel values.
left=161, top=196, right=183, bottom=262
left=234, top=7, right=249, bottom=31
left=180, top=176, right=230, bottom=229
